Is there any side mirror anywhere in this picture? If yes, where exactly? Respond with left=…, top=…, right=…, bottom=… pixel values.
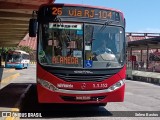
left=29, top=19, right=37, bottom=37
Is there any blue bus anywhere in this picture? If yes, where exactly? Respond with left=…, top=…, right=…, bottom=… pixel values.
left=5, top=50, right=30, bottom=69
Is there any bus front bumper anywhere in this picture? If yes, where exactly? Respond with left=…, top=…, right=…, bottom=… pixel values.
left=5, top=63, right=23, bottom=68
left=37, top=83, right=125, bottom=104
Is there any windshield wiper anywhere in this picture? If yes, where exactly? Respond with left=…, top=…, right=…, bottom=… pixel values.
left=99, top=20, right=119, bottom=32
left=53, top=16, right=61, bottom=22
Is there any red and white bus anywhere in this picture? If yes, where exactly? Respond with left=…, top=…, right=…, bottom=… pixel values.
left=29, top=3, right=126, bottom=105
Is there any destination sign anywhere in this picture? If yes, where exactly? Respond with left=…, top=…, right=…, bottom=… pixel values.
left=52, top=56, right=79, bottom=64
left=51, top=6, right=120, bottom=21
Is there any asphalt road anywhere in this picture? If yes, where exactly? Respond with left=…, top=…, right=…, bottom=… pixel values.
left=1, top=64, right=160, bottom=120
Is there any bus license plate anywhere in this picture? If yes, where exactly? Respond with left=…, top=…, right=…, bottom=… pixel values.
left=76, top=96, right=91, bottom=100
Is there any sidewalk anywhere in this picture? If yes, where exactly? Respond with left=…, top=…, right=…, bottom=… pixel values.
left=131, top=70, right=160, bottom=85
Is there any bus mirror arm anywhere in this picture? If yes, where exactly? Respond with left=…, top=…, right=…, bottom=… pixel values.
left=29, top=11, right=37, bottom=37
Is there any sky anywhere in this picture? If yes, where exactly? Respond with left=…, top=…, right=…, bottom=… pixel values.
left=55, top=0, right=160, bottom=33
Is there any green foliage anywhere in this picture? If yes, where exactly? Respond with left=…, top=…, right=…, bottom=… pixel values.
left=0, top=46, right=33, bottom=54
left=0, top=47, right=16, bottom=54
left=17, top=46, right=34, bottom=54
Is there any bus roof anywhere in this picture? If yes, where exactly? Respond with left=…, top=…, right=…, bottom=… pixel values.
left=13, top=50, right=29, bottom=54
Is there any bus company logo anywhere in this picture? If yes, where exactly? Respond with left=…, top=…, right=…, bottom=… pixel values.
left=81, top=83, right=86, bottom=89
left=74, top=70, right=93, bottom=74
left=57, top=83, right=73, bottom=88
left=2, top=112, right=11, bottom=117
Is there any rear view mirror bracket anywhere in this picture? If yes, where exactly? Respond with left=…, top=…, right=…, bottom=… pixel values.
left=29, top=11, right=38, bottom=37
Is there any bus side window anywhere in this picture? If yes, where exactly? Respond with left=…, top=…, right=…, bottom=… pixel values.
left=22, top=54, right=27, bottom=59
left=22, top=54, right=25, bottom=59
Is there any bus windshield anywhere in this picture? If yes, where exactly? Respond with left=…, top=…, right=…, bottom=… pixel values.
left=6, top=52, right=22, bottom=63
left=38, top=22, right=125, bottom=69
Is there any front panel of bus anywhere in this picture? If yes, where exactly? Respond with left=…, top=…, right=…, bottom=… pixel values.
left=36, top=4, right=126, bottom=104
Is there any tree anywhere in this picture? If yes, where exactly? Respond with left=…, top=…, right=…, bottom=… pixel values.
left=17, top=46, right=33, bottom=54
left=0, top=47, right=16, bottom=61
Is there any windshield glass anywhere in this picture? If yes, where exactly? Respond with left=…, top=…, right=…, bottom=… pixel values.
left=38, top=22, right=125, bottom=68
left=38, top=22, right=83, bottom=68
left=6, top=52, right=22, bottom=62
left=84, top=24, right=125, bottom=68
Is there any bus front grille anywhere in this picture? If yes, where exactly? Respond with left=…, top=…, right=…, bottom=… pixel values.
left=54, top=74, right=113, bottom=82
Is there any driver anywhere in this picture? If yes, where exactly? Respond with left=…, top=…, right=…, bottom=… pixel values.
left=94, top=40, right=112, bottom=56
left=92, top=39, right=116, bottom=61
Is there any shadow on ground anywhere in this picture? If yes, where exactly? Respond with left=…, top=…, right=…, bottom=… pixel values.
left=0, top=83, right=30, bottom=108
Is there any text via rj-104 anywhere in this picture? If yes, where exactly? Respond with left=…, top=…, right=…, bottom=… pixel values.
left=52, top=7, right=113, bottom=19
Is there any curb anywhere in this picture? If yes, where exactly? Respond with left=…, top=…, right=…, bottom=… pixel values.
left=30, top=62, right=36, bottom=64
left=131, top=70, right=160, bottom=85
left=132, top=76, right=160, bottom=85
left=15, top=84, right=32, bottom=108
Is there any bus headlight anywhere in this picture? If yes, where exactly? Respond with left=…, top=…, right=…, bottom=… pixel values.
left=108, top=79, right=125, bottom=92
left=37, top=78, right=58, bottom=91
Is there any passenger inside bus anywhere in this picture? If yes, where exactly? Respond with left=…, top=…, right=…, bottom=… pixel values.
left=54, top=40, right=62, bottom=56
